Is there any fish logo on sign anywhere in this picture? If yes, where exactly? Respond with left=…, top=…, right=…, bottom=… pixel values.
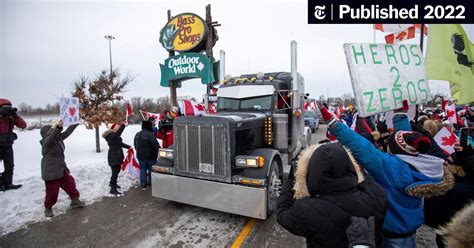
left=314, top=6, right=326, bottom=20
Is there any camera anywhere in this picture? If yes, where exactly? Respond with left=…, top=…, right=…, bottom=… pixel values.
left=0, top=106, right=18, bottom=117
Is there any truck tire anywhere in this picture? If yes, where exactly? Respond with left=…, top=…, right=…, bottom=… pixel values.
left=267, top=160, right=281, bottom=216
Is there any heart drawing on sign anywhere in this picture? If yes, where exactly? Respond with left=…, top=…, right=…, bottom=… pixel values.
left=68, top=106, right=77, bottom=117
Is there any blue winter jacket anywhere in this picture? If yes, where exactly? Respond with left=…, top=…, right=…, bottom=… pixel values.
left=330, top=113, right=446, bottom=234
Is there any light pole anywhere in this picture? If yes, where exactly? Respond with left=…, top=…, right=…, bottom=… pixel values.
left=104, top=35, right=115, bottom=79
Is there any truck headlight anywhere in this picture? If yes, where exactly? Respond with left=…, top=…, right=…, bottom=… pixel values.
left=158, top=149, right=174, bottom=159
left=235, top=156, right=265, bottom=168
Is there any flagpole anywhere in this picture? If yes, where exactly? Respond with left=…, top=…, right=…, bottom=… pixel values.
left=139, top=110, right=145, bottom=120
left=414, top=23, right=425, bottom=123
left=373, top=24, right=376, bottom=43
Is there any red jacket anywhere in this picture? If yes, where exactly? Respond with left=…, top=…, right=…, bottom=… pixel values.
left=157, top=128, right=173, bottom=148
left=0, top=116, right=26, bottom=133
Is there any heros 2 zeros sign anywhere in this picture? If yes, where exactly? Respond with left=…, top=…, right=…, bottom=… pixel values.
left=344, top=43, right=431, bottom=117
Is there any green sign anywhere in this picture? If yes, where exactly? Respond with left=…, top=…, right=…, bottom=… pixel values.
left=160, top=53, right=216, bottom=87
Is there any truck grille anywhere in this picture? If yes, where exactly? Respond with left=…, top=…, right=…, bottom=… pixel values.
left=175, top=123, right=229, bottom=182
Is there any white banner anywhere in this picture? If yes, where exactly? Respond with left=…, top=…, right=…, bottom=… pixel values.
left=59, top=97, right=80, bottom=126
left=344, top=43, right=431, bottom=117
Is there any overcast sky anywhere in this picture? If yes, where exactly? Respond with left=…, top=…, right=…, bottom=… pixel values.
left=1, top=0, right=467, bottom=107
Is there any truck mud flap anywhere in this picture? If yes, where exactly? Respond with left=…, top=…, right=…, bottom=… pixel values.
left=151, top=173, right=268, bottom=219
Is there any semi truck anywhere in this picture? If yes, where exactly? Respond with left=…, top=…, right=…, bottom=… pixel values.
left=151, top=41, right=311, bottom=219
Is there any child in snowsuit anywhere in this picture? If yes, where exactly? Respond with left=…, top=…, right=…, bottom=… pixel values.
left=40, top=120, right=85, bottom=217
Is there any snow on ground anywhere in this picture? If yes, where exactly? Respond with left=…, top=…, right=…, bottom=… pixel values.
left=1, top=123, right=145, bottom=235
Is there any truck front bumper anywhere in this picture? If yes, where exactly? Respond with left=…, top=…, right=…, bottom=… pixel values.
left=151, top=172, right=268, bottom=219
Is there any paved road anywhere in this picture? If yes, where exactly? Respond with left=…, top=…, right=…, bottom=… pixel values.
left=0, top=125, right=325, bottom=247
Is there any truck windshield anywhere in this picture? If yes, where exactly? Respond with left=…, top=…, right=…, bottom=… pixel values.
left=217, top=95, right=273, bottom=111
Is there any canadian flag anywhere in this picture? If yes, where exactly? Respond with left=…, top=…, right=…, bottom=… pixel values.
left=304, top=101, right=310, bottom=110
left=208, top=102, right=217, bottom=114
left=434, top=126, right=459, bottom=155
left=374, top=24, right=428, bottom=35
left=335, top=106, right=345, bottom=118
left=178, top=100, right=205, bottom=116
left=457, top=107, right=467, bottom=116
left=140, top=110, right=162, bottom=120
left=445, top=104, right=457, bottom=124
left=385, top=26, right=416, bottom=44
left=121, top=148, right=140, bottom=178
left=124, top=103, right=133, bottom=125
left=304, top=101, right=318, bottom=110
left=351, top=112, right=358, bottom=131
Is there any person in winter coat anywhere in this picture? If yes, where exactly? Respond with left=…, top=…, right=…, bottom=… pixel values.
left=156, top=119, right=173, bottom=148
left=40, top=120, right=85, bottom=217
left=0, top=98, right=26, bottom=190
left=423, top=142, right=474, bottom=248
left=436, top=201, right=474, bottom=248
left=320, top=104, right=454, bottom=248
left=102, top=123, right=131, bottom=196
left=277, top=143, right=387, bottom=248
left=134, top=120, right=160, bottom=190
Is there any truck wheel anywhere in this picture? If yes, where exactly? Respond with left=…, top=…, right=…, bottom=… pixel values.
left=267, top=161, right=281, bottom=216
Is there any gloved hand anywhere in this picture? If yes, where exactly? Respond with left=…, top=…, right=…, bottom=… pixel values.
left=376, top=121, right=389, bottom=134
left=346, top=216, right=376, bottom=248
left=394, top=100, right=409, bottom=113
left=52, top=119, right=63, bottom=129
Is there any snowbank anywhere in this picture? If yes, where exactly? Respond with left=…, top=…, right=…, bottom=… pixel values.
left=1, top=124, right=144, bottom=235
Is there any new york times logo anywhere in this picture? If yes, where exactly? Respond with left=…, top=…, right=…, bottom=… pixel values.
left=314, top=5, right=326, bottom=20
left=308, top=0, right=472, bottom=24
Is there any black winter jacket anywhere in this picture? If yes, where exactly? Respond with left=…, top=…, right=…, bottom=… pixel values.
left=40, top=124, right=78, bottom=181
left=103, top=124, right=131, bottom=166
left=134, top=121, right=160, bottom=161
left=277, top=143, right=387, bottom=248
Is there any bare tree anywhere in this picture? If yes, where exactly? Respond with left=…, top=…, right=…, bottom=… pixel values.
left=72, top=69, right=133, bottom=153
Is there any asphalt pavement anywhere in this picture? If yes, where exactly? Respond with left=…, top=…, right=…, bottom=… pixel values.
left=0, top=126, right=325, bottom=247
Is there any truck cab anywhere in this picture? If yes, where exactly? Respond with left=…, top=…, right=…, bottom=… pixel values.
left=151, top=42, right=311, bottom=219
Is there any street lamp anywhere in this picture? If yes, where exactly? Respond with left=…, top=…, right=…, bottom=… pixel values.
left=104, top=35, right=115, bottom=78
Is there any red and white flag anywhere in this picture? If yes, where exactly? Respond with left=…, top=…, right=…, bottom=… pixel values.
left=124, top=103, right=133, bottom=125
left=178, top=100, right=205, bottom=116
left=140, top=110, right=162, bottom=120
left=121, top=148, right=140, bottom=178
left=434, top=126, right=459, bottom=155
left=385, top=26, right=416, bottom=44
left=445, top=104, right=457, bottom=124
left=374, top=24, right=428, bottom=34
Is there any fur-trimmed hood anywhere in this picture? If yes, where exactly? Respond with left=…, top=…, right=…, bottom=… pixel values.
left=436, top=202, right=474, bottom=248
left=294, top=143, right=365, bottom=199
left=102, top=129, right=114, bottom=138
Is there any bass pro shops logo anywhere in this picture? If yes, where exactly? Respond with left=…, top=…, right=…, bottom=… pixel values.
left=314, top=5, right=326, bottom=20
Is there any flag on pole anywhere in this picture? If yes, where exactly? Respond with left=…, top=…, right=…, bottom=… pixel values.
left=445, top=103, right=457, bottom=124
left=124, top=103, right=133, bottom=125
left=374, top=24, right=428, bottom=34
left=425, top=24, right=474, bottom=104
left=121, top=148, right=140, bottom=178
left=433, top=126, right=459, bottom=155
left=139, top=110, right=162, bottom=120
left=177, top=100, right=205, bottom=116
left=385, top=26, right=416, bottom=44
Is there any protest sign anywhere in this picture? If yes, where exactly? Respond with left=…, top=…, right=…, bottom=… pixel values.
left=344, top=43, right=432, bottom=117
left=60, top=97, right=80, bottom=126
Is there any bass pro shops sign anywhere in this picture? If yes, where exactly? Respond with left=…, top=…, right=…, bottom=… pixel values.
left=160, top=53, right=217, bottom=87
left=160, top=13, right=208, bottom=53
